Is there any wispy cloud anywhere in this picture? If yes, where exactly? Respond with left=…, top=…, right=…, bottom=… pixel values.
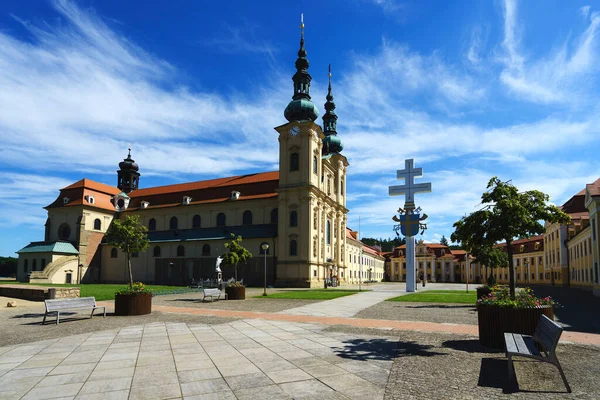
left=499, top=0, right=600, bottom=104
left=0, top=0, right=287, bottom=178
left=202, top=23, right=279, bottom=57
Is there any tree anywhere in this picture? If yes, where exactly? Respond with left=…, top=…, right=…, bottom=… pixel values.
left=104, top=215, right=150, bottom=288
left=451, top=177, right=570, bottom=298
left=0, top=256, right=18, bottom=277
left=222, top=234, right=252, bottom=282
left=440, top=235, right=449, bottom=247
left=469, top=245, right=508, bottom=285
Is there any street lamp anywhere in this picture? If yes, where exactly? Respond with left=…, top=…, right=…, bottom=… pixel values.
left=261, top=242, right=269, bottom=296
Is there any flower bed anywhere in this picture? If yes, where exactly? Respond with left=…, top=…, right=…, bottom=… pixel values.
left=476, top=286, right=556, bottom=349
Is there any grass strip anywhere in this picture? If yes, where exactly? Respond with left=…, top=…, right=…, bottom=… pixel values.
left=257, top=289, right=362, bottom=300
left=387, top=290, right=477, bottom=304
left=0, top=282, right=192, bottom=301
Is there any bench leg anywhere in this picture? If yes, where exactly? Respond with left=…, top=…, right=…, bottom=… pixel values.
left=507, top=355, right=517, bottom=391
left=554, top=360, right=572, bottom=393
left=56, top=311, right=60, bottom=325
left=42, top=311, right=47, bottom=325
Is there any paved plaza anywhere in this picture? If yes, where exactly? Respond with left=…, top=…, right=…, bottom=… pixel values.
left=0, top=283, right=599, bottom=399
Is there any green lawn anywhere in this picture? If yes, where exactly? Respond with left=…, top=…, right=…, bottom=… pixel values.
left=0, top=282, right=193, bottom=301
left=387, top=290, right=477, bottom=304
left=257, top=289, right=363, bottom=300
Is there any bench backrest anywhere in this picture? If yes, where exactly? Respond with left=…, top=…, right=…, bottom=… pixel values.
left=204, top=289, right=220, bottom=295
left=533, top=314, right=563, bottom=354
left=45, top=297, right=96, bottom=312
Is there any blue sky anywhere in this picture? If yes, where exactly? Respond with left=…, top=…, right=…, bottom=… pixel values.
left=1, top=0, right=600, bottom=256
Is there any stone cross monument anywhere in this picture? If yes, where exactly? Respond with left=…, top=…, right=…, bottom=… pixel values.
left=389, top=159, right=432, bottom=292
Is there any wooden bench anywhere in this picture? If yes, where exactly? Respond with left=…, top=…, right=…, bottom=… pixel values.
left=43, top=297, right=106, bottom=325
left=504, top=314, right=571, bottom=393
left=202, top=288, right=226, bottom=302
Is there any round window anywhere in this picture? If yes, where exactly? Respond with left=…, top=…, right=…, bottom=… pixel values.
left=58, top=223, right=71, bottom=240
left=117, top=198, right=125, bottom=208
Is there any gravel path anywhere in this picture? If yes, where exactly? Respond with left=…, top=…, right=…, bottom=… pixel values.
left=382, top=330, right=599, bottom=399
left=151, top=291, right=321, bottom=313
left=355, top=301, right=479, bottom=325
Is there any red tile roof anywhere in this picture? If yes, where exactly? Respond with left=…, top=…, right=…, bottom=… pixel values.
left=47, top=179, right=121, bottom=211
left=126, top=171, right=280, bottom=210
left=586, top=177, right=600, bottom=197
left=61, top=179, right=121, bottom=195
left=130, top=171, right=279, bottom=197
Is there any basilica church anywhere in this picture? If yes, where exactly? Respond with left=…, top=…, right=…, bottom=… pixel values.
left=15, top=24, right=376, bottom=288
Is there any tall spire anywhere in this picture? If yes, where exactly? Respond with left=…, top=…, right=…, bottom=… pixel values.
left=284, top=14, right=319, bottom=122
left=322, top=65, right=343, bottom=155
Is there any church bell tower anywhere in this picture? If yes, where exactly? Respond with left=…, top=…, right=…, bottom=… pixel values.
left=117, top=148, right=140, bottom=193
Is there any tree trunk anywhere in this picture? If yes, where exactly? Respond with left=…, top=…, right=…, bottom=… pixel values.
left=506, top=240, right=515, bottom=298
left=127, top=252, right=133, bottom=288
left=234, top=264, right=238, bottom=282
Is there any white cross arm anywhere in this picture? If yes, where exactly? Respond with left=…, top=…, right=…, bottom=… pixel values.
left=397, top=167, right=422, bottom=180
left=389, top=182, right=432, bottom=199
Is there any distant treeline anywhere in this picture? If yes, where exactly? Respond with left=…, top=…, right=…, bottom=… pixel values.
left=361, top=237, right=406, bottom=252
left=0, top=256, right=17, bottom=277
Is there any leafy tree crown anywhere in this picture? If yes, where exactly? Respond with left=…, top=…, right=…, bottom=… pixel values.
left=104, top=215, right=150, bottom=254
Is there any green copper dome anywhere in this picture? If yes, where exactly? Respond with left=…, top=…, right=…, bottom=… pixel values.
left=285, top=16, right=319, bottom=123
left=322, top=134, right=343, bottom=154
left=285, top=98, right=319, bottom=122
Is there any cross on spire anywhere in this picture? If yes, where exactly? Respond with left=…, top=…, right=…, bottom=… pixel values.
left=389, top=159, right=432, bottom=203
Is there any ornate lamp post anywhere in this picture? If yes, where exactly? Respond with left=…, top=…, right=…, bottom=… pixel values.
left=261, top=242, right=269, bottom=296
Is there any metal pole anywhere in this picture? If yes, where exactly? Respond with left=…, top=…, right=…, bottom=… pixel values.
left=466, top=252, right=469, bottom=293
left=359, top=216, right=362, bottom=292
left=263, top=251, right=267, bottom=296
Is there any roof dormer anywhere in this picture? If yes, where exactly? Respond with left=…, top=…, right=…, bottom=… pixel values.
left=63, top=197, right=70, bottom=205
left=183, top=196, right=192, bottom=205
left=141, top=201, right=149, bottom=209
left=84, top=195, right=95, bottom=205
left=231, top=191, right=240, bottom=200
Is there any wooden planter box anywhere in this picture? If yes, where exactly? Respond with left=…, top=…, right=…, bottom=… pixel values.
left=225, top=286, right=245, bottom=300
left=115, top=292, right=152, bottom=316
left=476, top=287, right=492, bottom=299
left=477, top=304, right=554, bottom=349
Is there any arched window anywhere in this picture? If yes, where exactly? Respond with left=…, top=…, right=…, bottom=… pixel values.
left=290, top=211, right=298, bottom=227
left=177, top=245, right=185, bottom=257
left=170, top=216, right=178, bottom=230
left=23, top=259, right=28, bottom=273
left=313, top=156, right=317, bottom=174
left=32, top=259, right=37, bottom=271
left=271, top=208, right=278, bottom=224
left=93, top=218, right=101, bottom=230
left=58, top=223, right=71, bottom=240
left=290, top=152, right=299, bottom=171
left=202, top=244, right=211, bottom=256
left=41, top=259, right=46, bottom=270
left=243, top=210, right=252, bottom=225
left=217, top=213, right=226, bottom=227
left=326, top=221, right=331, bottom=244
left=290, top=240, right=298, bottom=256
left=149, top=218, right=156, bottom=231
left=192, top=215, right=201, bottom=228
left=110, top=248, right=118, bottom=258
left=153, top=246, right=161, bottom=257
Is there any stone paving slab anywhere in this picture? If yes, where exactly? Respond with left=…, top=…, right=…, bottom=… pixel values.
left=0, top=320, right=396, bottom=399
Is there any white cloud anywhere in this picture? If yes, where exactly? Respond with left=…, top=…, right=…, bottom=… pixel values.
left=499, top=0, right=600, bottom=104
left=0, top=0, right=287, bottom=178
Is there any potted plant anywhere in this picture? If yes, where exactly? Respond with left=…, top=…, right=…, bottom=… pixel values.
left=221, top=234, right=252, bottom=300
left=114, top=282, right=152, bottom=315
left=477, top=286, right=555, bottom=349
left=104, top=215, right=151, bottom=315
